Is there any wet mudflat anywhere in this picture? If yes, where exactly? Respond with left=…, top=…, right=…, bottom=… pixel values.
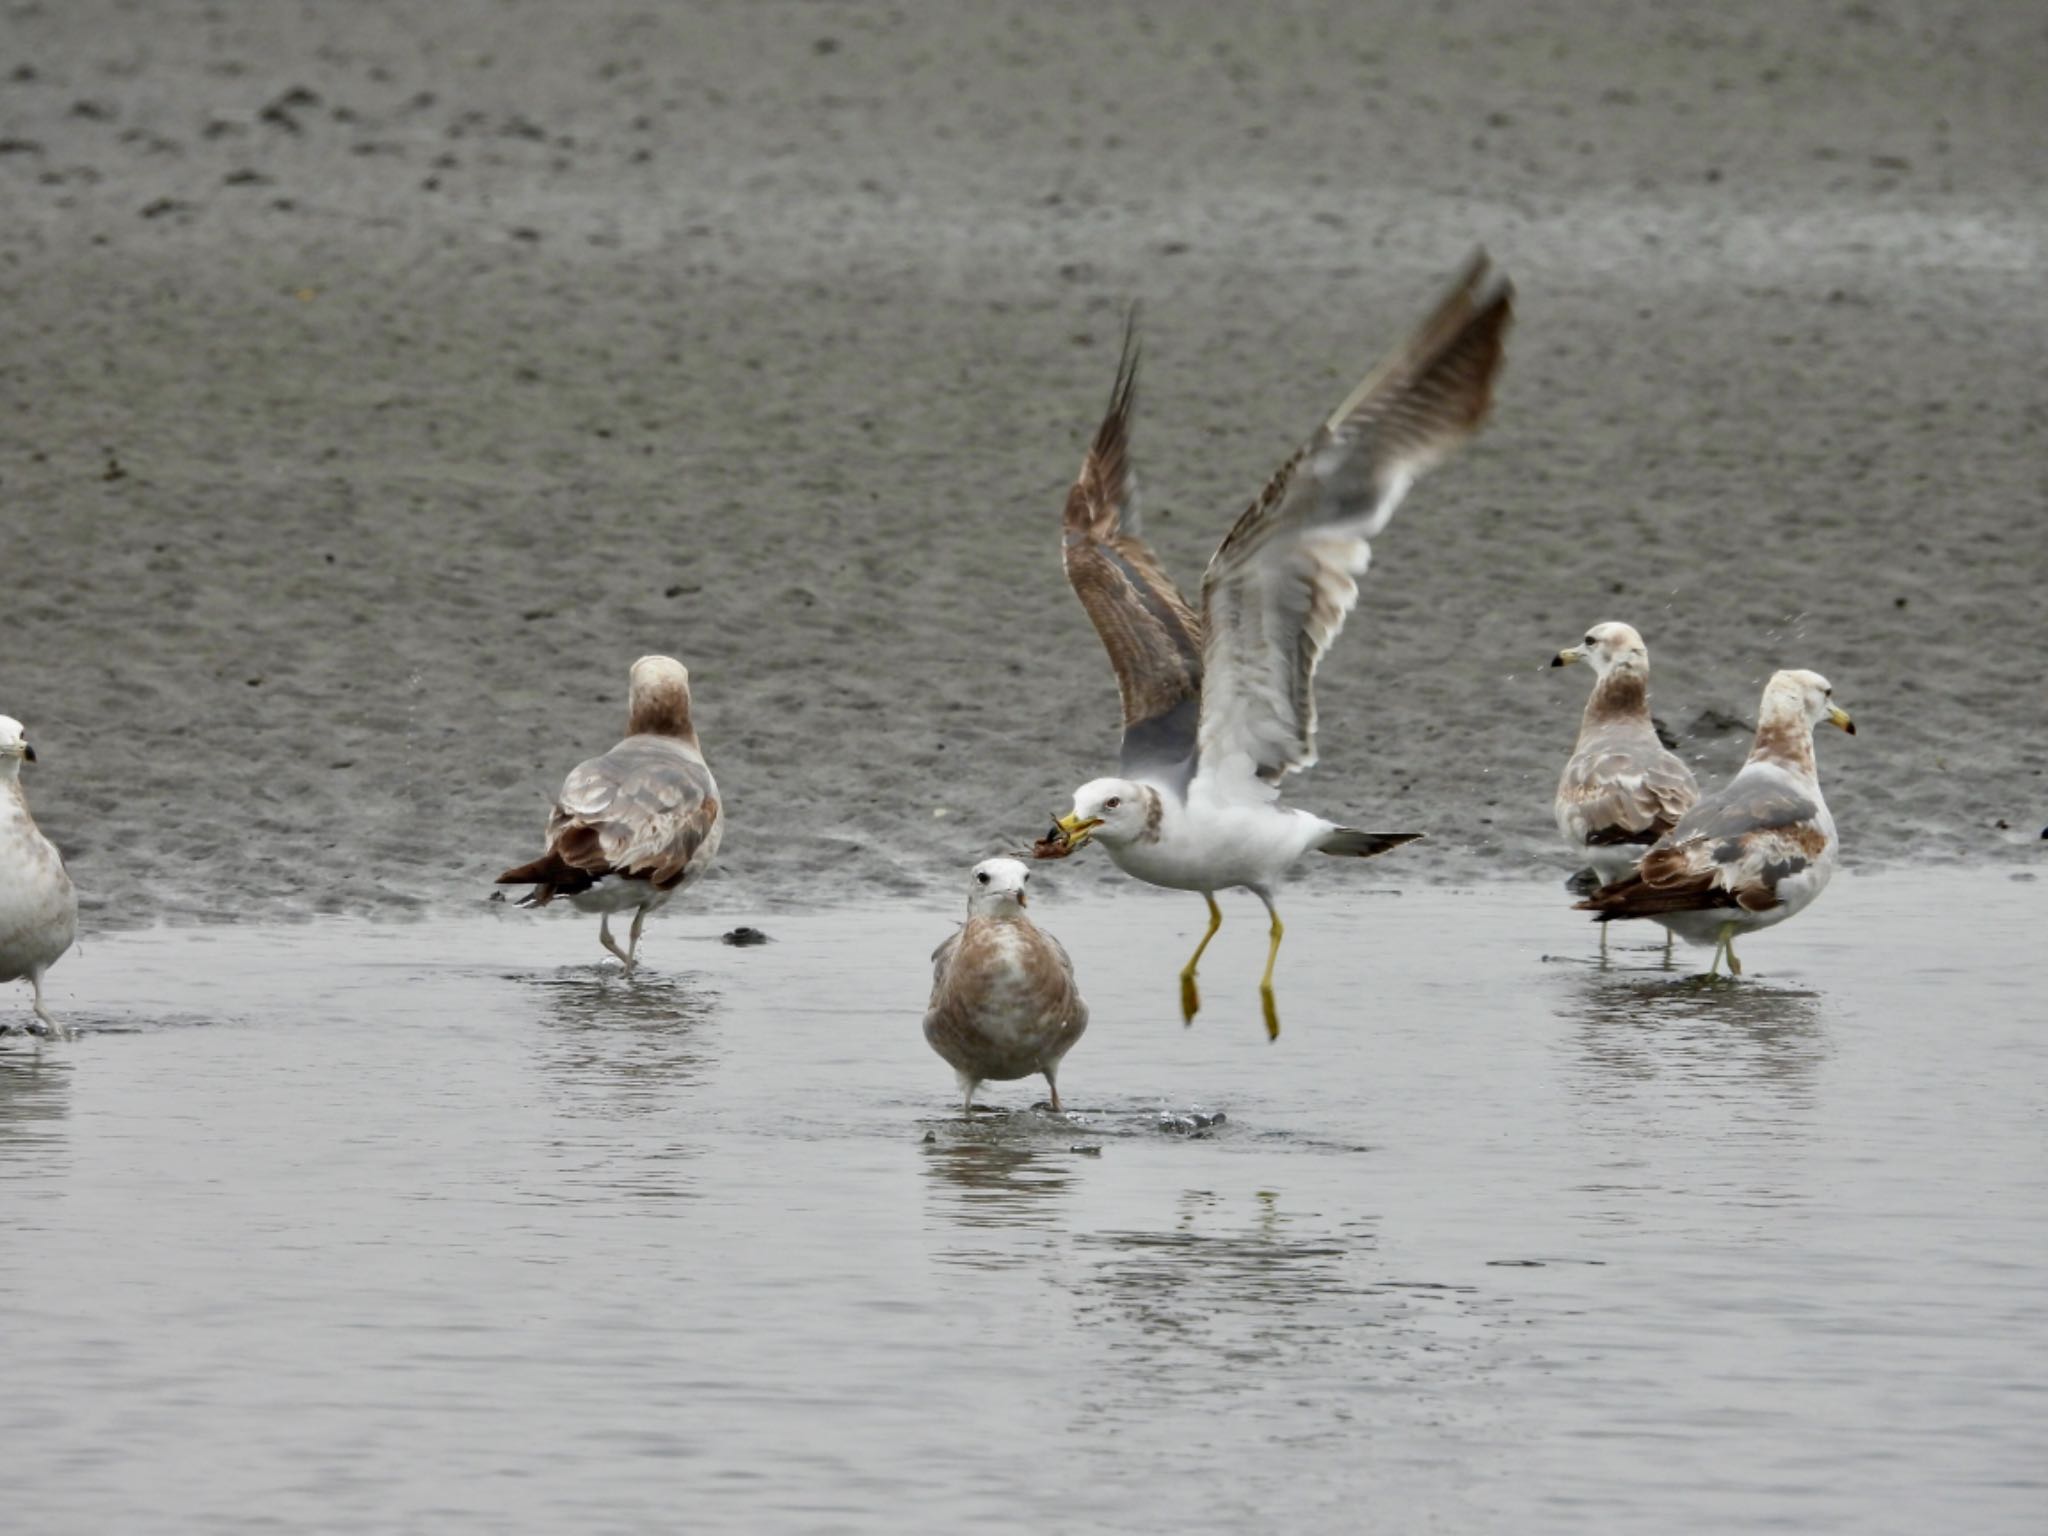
left=3, top=871, right=2042, bottom=1534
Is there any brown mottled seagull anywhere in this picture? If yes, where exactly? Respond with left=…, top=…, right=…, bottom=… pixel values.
left=0, top=714, right=78, bottom=1038
left=497, top=656, right=722, bottom=973
left=1577, top=669, right=1853, bottom=975
left=1039, top=253, right=1514, bottom=1038
left=1551, top=620, right=1700, bottom=954
left=924, top=858, right=1088, bottom=1114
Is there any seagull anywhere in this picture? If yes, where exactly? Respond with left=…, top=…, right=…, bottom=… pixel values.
left=0, top=715, right=78, bottom=1038
left=923, top=857, right=1088, bottom=1114
left=1551, top=621, right=1701, bottom=955
left=1576, top=669, right=1853, bottom=975
left=497, top=656, right=722, bottom=973
left=1039, top=253, right=1514, bottom=1037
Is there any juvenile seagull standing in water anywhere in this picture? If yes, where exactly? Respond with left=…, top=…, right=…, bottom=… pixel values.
left=1551, top=621, right=1700, bottom=955
left=1577, top=669, right=1853, bottom=975
left=923, top=858, right=1088, bottom=1114
left=1039, top=253, right=1514, bottom=1037
left=0, top=716, right=77, bottom=1037
left=497, top=656, right=722, bottom=974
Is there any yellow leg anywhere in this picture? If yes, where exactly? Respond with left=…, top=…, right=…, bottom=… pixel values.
left=1256, top=894, right=1285, bottom=1041
left=1179, top=893, right=1223, bottom=1025
left=1710, top=921, right=1743, bottom=978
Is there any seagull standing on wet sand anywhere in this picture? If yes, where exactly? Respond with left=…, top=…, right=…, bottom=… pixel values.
left=1577, top=669, right=1853, bottom=975
left=1039, top=254, right=1514, bottom=1038
left=924, top=858, right=1088, bottom=1114
left=1551, top=621, right=1700, bottom=956
left=0, top=715, right=78, bottom=1037
left=497, top=656, right=722, bottom=974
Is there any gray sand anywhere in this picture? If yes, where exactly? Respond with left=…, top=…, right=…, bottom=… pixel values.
left=2, top=0, right=2043, bottom=925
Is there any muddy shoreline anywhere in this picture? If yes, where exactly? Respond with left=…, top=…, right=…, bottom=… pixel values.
left=2, top=1, right=2042, bottom=929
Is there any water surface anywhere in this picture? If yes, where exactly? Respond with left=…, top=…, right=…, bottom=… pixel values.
left=3, top=872, right=2043, bottom=1533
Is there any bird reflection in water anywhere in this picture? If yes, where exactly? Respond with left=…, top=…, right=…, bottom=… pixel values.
left=1082, top=1189, right=1375, bottom=1325
left=1568, top=970, right=1828, bottom=1096
left=1563, top=971, right=1830, bottom=1232
left=1062, top=1191, right=1469, bottom=1420
left=521, top=968, right=718, bottom=1119
left=922, top=1119, right=1080, bottom=1266
left=0, top=1046, right=72, bottom=1177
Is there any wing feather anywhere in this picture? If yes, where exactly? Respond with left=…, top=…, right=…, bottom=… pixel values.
left=1577, top=765, right=1826, bottom=919
left=1195, top=252, right=1514, bottom=790
left=544, top=738, right=721, bottom=890
left=1060, top=313, right=1205, bottom=782
left=1556, top=730, right=1701, bottom=851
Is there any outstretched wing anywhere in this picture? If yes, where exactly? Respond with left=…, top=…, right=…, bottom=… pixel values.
left=1195, top=252, right=1514, bottom=792
left=1577, top=765, right=1826, bottom=918
left=1061, top=313, right=1205, bottom=785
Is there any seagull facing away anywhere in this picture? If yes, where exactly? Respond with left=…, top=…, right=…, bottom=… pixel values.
left=1551, top=621, right=1700, bottom=955
left=0, top=715, right=78, bottom=1037
left=1038, top=253, right=1514, bottom=1038
left=1577, top=669, right=1853, bottom=975
left=497, top=656, right=722, bottom=973
left=923, top=857, right=1088, bottom=1114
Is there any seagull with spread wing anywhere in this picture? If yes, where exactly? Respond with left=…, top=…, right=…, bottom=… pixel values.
left=1037, top=254, right=1514, bottom=1038
left=497, top=655, right=723, bottom=973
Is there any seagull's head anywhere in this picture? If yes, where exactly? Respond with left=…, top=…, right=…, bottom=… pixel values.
left=1050, top=778, right=1151, bottom=853
left=1552, top=621, right=1648, bottom=677
left=1767, top=670, right=1855, bottom=736
left=967, top=856, right=1032, bottom=916
left=627, top=655, right=696, bottom=740
left=0, top=715, right=35, bottom=771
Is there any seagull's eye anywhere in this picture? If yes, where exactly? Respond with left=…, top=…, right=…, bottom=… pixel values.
left=975, top=872, right=990, bottom=885
left=1021, top=871, right=1030, bottom=881
left=1104, top=797, right=1121, bottom=811
left=1584, top=635, right=1597, bottom=647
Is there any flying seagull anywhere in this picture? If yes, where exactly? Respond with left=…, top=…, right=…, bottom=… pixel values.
left=0, top=715, right=78, bottom=1037
left=497, top=656, right=722, bottom=973
left=1038, top=253, right=1514, bottom=1037
left=1577, top=669, right=1852, bottom=975
left=923, top=857, right=1088, bottom=1114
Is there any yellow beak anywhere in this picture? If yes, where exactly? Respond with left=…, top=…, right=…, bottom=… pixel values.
left=1827, top=704, right=1856, bottom=735
left=1551, top=647, right=1583, bottom=668
left=1055, top=811, right=1103, bottom=849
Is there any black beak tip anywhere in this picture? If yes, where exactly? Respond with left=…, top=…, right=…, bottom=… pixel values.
left=1843, top=721, right=1857, bottom=736
left=1548, top=654, right=1565, bottom=668
left=21, top=744, right=35, bottom=763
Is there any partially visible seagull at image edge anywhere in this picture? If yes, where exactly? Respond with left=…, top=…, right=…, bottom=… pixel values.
left=497, top=656, right=723, bottom=973
left=0, top=714, right=78, bottom=1037
left=1038, top=252, right=1515, bottom=1038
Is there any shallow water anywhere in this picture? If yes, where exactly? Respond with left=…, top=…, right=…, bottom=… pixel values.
left=3, top=872, right=2043, bottom=1534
